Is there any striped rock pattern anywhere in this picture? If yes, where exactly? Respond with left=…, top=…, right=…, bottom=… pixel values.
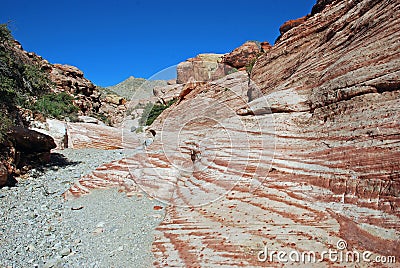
left=66, top=122, right=139, bottom=150
left=65, top=0, right=400, bottom=266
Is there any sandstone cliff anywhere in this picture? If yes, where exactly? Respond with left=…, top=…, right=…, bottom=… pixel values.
left=176, top=53, right=235, bottom=84
left=65, top=0, right=400, bottom=266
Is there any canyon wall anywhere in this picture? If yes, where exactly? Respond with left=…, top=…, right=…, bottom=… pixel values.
left=65, top=0, right=400, bottom=266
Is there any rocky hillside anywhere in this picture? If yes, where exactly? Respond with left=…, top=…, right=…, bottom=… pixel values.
left=65, top=0, right=400, bottom=266
left=0, top=24, right=129, bottom=186
left=107, top=76, right=168, bottom=100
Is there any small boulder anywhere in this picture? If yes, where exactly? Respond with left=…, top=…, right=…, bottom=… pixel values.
left=104, top=94, right=127, bottom=106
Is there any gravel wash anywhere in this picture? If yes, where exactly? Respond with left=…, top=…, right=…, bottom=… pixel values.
left=0, top=148, right=165, bottom=268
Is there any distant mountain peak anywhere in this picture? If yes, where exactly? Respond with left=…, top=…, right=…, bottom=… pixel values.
left=107, top=76, right=167, bottom=100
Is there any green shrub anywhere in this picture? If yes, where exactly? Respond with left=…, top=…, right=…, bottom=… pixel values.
left=245, top=52, right=263, bottom=76
left=135, top=126, right=144, bottom=133
left=33, top=92, right=78, bottom=120
left=22, top=64, right=52, bottom=93
left=227, top=68, right=238, bottom=75
left=246, top=58, right=257, bottom=76
left=139, top=99, right=176, bottom=126
left=0, top=75, right=16, bottom=97
left=0, top=110, right=12, bottom=142
left=0, top=24, right=52, bottom=111
left=0, top=23, right=12, bottom=43
left=92, top=113, right=112, bottom=126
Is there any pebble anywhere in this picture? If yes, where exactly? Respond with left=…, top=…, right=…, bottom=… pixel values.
left=60, top=248, right=71, bottom=257
left=0, top=148, right=165, bottom=267
left=26, top=244, right=36, bottom=252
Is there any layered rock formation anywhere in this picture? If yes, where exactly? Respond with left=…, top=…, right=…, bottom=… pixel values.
left=176, top=53, right=235, bottom=84
left=65, top=0, right=400, bottom=266
left=249, top=0, right=400, bottom=212
left=66, top=122, right=139, bottom=150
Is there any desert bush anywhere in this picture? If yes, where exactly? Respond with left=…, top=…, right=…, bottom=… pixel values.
left=135, top=126, right=144, bottom=133
left=0, top=110, right=12, bottom=142
left=139, top=99, right=176, bottom=126
left=22, top=64, right=52, bottom=94
left=246, top=58, right=257, bottom=76
left=32, top=92, right=78, bottom=120
left=0, top=23, right=12, bottom=43
left=227, top=68, right=238, bottom=75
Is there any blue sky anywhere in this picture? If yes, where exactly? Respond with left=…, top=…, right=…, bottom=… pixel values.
left=1, top=0, right=316, bottom=87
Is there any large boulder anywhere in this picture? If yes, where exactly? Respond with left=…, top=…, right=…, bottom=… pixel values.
left=104, top=94, right=127, bottom=106
left=10, top=126, right=56, bottom=153
left=260, top=41, right=272, bottom=52
left=222, top=41, right=265, bottom=69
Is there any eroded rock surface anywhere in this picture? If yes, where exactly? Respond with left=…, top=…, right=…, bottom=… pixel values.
left=65, top=0, right=400, bottom=266
left=66, top=122, right=139, bottom=150
left=177, top=53, right=235, bottom=84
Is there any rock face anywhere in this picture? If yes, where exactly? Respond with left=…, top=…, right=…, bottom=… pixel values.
left=11, top=40, right=128, bottom=125
left=14, top=43, right=102, bottom=117
left=65, top=0, right=400, bottom=266
left=176, top=53, right=235, bottom=84
left=311, top=0, right=335, bottom=15
left=222, top=41, right=265, bottom=69
left=48, top=64, right=101, bottom=115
